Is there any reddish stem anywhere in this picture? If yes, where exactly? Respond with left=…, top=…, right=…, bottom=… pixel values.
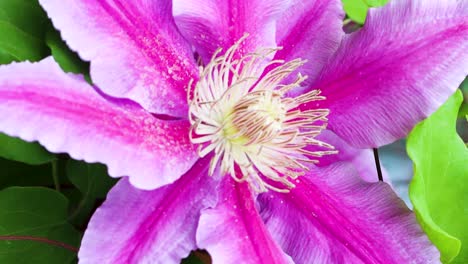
left=0, top=235, right=78, bottom=252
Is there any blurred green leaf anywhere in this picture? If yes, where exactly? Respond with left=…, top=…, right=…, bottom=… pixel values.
left=365, top=0, right=388, bottom=6
left=0, top=0, right=50, bottom=63
left=0, top=158, right=53, bottom=188
left=408, top=90, right=468, bottom=263
left=46, top=29, right=90, bottom=77
left=0, top=187, right=81, bottom=264
left=66, top=160, right=117, bottom=225
left=342, top=0, right=368, bottom=24
left=67, top=160, right=116, bottom=200
left=0, top=133, right=56, bottom=165
left=342, top=0, right=389, bottom=24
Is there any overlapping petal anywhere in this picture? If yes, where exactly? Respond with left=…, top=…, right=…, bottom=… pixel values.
left=173, top=0, right=290, bottom=62
left=79, top=157, right=217, bottom=264
left=302, top=0, right=468, bottom=147
left=39, top=0, right=198, bottom=116
left=273, top=0, right=344, bottom=90
left=315, top=130, right=390, bottom=183
left=0, top=58, right=197, bottom=189
left=196, top=176, right=292, bottom=264
left=258, top=163, right=439, bottom=263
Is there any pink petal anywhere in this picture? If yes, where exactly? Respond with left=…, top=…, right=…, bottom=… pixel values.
left=258, top=163, right=439, bottom=263
left=79, top=157, right=217, bottom=264
left=0, top=58, right=197, bottom=190
left=196, top=176, right=292, bottom=264
left=39, top=0, right=198, bottom=116
left=173, top=0, right=290, bottom=63
left=274, top=0, right=344, bottom=91
left=315, top=130, right=390, bottom=183
left=302, top=0, right=468, bottom=147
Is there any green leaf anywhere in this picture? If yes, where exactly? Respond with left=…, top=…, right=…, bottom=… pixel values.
left=342, top=0, right=389, bottom=24
left=408, top=90, right=468, bottom=263
left=67, top=160, right=117, bottom=200
left=0, top=187, right=81, bottom=264
left=0, top=133, right=56, bottom=165
left=364, top=0, right=388, bottom=6
left=342, top=0, right=368, bottom=24
left=0, top=158, right=53, bottom=188
left=45, top=29, right=90, bottom=77
left=0, top=21, right=49, bottom=61
left=0, top=49, right=16, bottom=64
left=0, top=0, right=50, bottom=38
left=66, top=160, right=117, bottom=225
left=0, top=0, right=50, bottom=63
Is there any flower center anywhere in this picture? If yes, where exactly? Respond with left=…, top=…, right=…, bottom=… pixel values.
left=224, top=90, right=286, bottom=146
left=188, top=37, right=336, bottom=193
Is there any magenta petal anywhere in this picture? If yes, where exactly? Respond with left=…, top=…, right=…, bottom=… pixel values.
left=315, top=130, right=390, bottom=183
left=39, top=0, right=198, bottom=116
left=173, top=0, right=290, bottom=62
left=196, top=177, right=292, bottom=264
left=0, top=58, right=197, bottom=190
left=302, top=0, right=468, bottom=147
left=79, top=157, right=217, bottom=264
left=274, top=0, right=344, bottom=90
left=259, top=163, right=439, bottom=263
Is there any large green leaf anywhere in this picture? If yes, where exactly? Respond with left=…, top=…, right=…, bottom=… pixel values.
left=342, top=0, right=389, bottom=24
left=408, top=90, right=468, bottom=263
left=0, top=0, right=50, bottom=63
left=0, top=49, right=16, bottom=64
left=0, top=0, right=49, bottom=38
left=0, top=187, right=81, bottom=264
left=0, top=133, right=56, bottom=165
left=342, top=0, right=368, bottom=24
left=364, top=0, right=388, bottom=6
left=0, top=21, right=48, bottom=61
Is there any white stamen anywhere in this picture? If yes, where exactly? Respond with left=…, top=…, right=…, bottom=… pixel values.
left=188, top=35, right=336, bottom=193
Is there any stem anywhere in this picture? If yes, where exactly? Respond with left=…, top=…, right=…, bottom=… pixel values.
left=373, top=148, right=384, bottom=182
left=0, top=235, right=78, bottom=252
left=52, top=160, right=61, bottom=192
left=67, top=165, right=92, bottom=223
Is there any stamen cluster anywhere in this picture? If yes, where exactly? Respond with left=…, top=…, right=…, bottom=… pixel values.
left=188, top=38, right=335, bottom=192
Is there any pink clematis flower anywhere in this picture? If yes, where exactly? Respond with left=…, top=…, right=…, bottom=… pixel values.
left=0, top=0, right=467, bottom=263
